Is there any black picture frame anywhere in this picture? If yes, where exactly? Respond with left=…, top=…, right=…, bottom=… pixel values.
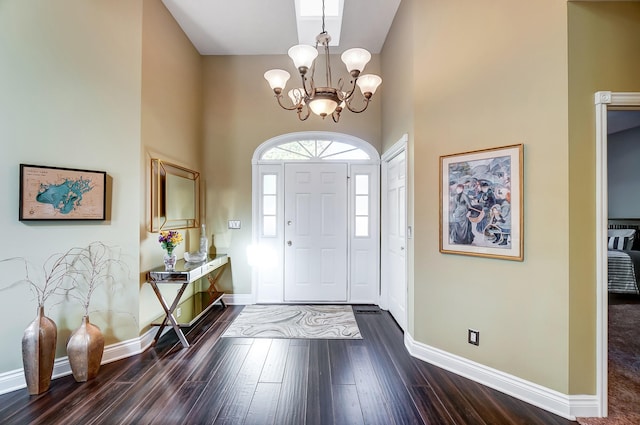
left=19, top=164, right=107, bottom=221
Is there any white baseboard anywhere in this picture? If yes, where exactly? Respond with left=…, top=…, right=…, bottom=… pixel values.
left=0, top=369, right=29, bottom=396
left=0, top=297, right=252, bottom=396
left=568, top=394, right=602, bottom=419
left=223, top=293, right=253, bottom=305
left=1, top=313, right=601, bottom=421
left=404, top=332, right=600, bottom=420
left=0, top=328, right=156, bottom=396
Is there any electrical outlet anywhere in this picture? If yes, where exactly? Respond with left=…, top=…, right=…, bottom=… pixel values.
left=468, top=329, right=479, bottom=346
left=176, top=307, right=182, bottom=318
left=228, top=220, right=241, bottom=229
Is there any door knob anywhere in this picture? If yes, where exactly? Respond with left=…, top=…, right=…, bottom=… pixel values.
left=287, top=220, right=292, bottom=226
left=400, top=246, right=405, bottom=251
left=287, top=241, right=292, bottom=246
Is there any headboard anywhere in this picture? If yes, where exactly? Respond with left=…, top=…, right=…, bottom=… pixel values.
left=609, top=223, right=640, bottom=250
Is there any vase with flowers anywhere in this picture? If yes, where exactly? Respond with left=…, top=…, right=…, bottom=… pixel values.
left=159, top=230, right=183, bottom=271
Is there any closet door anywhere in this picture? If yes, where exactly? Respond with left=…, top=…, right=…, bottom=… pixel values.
left=385, top=150, right=407, bottom=330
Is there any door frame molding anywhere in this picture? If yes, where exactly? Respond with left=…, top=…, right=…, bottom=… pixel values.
left=380, top=133, right=408, bottom=329
left=594, top=91, right=640, bottom=417
left=252, top=131, right=380, bottom=164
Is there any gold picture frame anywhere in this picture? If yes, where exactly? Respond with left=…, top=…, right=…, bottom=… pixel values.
left=150, top=159, right=200, bottom=232
left=439, top=144, right=524, bottom=261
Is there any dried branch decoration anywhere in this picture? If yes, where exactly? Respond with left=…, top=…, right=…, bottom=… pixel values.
left=66, top=241, right=126, bottom=317
left=0, top=249, right=76, bottom=309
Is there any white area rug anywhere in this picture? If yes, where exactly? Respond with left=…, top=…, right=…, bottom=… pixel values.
left=222, top=305, right=362, bottom=339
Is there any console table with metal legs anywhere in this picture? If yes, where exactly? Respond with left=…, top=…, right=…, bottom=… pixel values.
left=147, top=254, right=228, bottom=348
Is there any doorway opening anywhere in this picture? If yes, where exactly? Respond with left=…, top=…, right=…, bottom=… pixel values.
left=595, top=91, right=640, bottom=417
left=251, top=131, right=380, bottom=304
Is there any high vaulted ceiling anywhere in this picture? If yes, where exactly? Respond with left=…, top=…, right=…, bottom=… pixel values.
left=162, top=0, right=402, bottom=55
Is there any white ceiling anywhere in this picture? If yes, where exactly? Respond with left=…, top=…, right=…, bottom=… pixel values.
left=161, top=0, right=402, bottom=55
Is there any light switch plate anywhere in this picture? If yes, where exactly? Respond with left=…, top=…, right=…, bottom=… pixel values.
left=228, top=220, right=241, bottom=229
left=468, top=329, right=479, bottom=346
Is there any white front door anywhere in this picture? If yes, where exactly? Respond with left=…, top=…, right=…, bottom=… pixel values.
left=284, top=163, right=348, bottom=302
left=385, top=150, right=407, bottom=329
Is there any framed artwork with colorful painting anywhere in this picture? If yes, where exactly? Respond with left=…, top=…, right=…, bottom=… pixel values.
left=440, top=144, right=523, bottom=261
left=19, top=164, right=107, bottom=221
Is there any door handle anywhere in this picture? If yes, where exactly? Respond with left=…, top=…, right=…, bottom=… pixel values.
left=287, top=241, right=292, bottom=246
left=400, top=246, right=405, bottom=251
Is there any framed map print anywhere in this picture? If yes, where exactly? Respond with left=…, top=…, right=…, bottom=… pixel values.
left=19, top=164, right=107, bottom=221
left=439, top=144, right=523, bottom=261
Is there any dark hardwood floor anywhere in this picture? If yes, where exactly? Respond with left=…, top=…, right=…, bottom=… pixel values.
left=0, top=305, right=576, bottom=425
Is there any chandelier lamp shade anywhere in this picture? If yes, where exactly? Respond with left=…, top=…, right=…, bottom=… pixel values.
left=263, top=3, right=382, bottom=122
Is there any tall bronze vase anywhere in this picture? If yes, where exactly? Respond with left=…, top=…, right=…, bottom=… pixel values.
left=66, top=316, right=104, bottom=382
left=22, top=306, right=57, bottom=395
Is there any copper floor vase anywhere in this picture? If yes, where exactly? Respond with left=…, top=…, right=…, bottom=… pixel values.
left=22, top=306, right=57, bottom=395
left=66, top=316, right=104, bottom=382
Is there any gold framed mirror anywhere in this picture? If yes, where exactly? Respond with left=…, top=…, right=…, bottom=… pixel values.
left=150, top=159, right=200, bottom=231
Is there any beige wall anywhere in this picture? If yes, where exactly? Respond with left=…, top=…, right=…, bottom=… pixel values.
left=0, top=0, right=203, bottom=376
left=567, top=1, right=640, bottom=394
left=3, top=0, right=637, bottom=402
left=138, top=0, right=204, bottom=329
left=381, top=0, right=414, bottom=152
left=201, top=54, right=382, bottom=294
left=0, top=0, right=143, bottom=371
left=384, top=0, right=571, bottom=393
left=381, top=0, right=415, bottom=332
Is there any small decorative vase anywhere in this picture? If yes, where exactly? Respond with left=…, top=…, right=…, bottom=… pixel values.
left=163, top=250, right=177, bottom=271
left=209, top=235, right=217, bottom=257
left=200, top=224, right=208, bottom=256
left=22, top=306, right=57, bottom=395
left=67, top=315, right=105, bottom=382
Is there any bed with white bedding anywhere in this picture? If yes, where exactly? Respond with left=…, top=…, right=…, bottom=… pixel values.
left=607, top=228, right=640, bottom=294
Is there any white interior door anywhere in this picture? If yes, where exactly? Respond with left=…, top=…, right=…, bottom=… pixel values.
left=385, top=150, right=407, bottom=329
left=284, top=163, right=348, bottom=302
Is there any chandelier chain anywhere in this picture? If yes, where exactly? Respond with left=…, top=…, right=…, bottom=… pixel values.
left=320, top=0, right=332, bottom=88
left=263, top=0, right=382, bottom=121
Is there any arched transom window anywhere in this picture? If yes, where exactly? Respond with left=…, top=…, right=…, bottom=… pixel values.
left=261, top=139, right=371, bottom=161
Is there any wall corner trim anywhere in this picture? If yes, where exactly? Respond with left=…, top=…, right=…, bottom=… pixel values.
left=403, top=332, right=600, bottom=421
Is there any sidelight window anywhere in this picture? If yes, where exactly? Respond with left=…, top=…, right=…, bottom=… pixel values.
left=354, top=174, right=369, bottom=237
left=263, top=174, right=277, bottom=237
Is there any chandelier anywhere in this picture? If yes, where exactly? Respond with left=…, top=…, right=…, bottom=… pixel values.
left=263, top=0, right=382, bottom=122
